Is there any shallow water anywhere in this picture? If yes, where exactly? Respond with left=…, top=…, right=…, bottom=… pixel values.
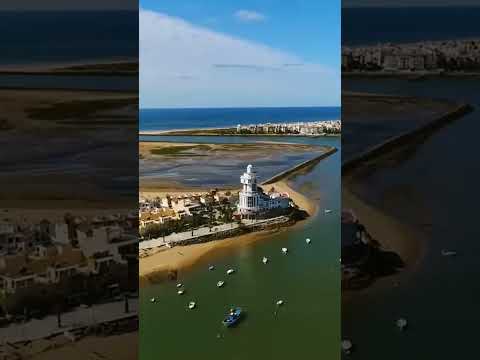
left=140, top=139, right=328, bottom=188
left=140, top=136, right=340, bottom=360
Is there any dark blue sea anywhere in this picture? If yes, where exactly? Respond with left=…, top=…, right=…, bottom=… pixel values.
left=0, top=11, right=138, bottom=65
left=140, top=107, right=341, bottom=131
left=342, top=7, right=480, bottom=46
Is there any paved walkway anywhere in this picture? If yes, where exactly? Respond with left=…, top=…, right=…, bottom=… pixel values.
left=140, top=216, right=289, bottom=250
left=0, top=298, right=138, bottom=343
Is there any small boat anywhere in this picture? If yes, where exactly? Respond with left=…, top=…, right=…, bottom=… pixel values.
left=177, top=290, right=185, bottom=295
left=226, top=269, right=235, bottom=275
left=276, top=300, right=284, bottom=306
left=188, top=301, right=196, bottom=310
left=281, top=247, right=288, bottom=254
left=262, top=257, right=268, bottom=264
left=222, top=307, right=243, bottom=327
left=176, top=283, right=183, bottom=288
left=441, top=249, right=457, bottom=256
left=324, top=209, right=332, bottom=214
left=217, top=281, right=225, bottom=288
left=305, top=238, right=311, bottom=244
left=209, top=265, right=215, bottom=271
left=396, top=318, right=408, bottom=330
left=341, top=339, right=353, bottom=354
left=150, top=297, right=156, bottom=303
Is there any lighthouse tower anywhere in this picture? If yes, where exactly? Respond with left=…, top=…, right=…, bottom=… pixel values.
left=238, top=164, right=261, bottom=215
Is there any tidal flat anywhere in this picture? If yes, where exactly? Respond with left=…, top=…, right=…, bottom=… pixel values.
left=140, top=141, right=333, bottom=191
left=0, top=89, right=137, bottom=208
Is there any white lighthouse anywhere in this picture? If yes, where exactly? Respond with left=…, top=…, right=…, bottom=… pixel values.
left=237, top=164, right=290, bottom=217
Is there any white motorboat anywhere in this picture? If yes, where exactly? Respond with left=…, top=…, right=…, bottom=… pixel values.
left=324, top=209, right=332, bottom=214
left=281, top=247, right=288, bottom=254
left=176, top=283, right=183, bottom=288
left=217, top=281, right=225, bottom=288
left=306, top=238, right=311, bottom=244
left=208, top=265, right=215, bottom=271
left=396, top=318, right=408, bottom=330
left=276, top=300, right=284, bottom=306
left=150, top=297, right=156, bottom=303
left=177, top=290, right=185, bottom=295
left=441, top=249, right=457, bottom=256
left=262, top=257, right=268, bottom=264
left=341, top=339, right=353, bottom=354
left=188, top=301, right=196, bottom=310
left=226, top=269, right=235, bottom=275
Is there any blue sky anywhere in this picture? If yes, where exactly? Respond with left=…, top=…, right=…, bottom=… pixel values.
left=140, top=0, right=340, bottom=108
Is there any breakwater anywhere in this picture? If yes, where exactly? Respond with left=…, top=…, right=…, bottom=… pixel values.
left=262, top=146, right=338, bottom=185
left=342, top=102, right=473, bottom=175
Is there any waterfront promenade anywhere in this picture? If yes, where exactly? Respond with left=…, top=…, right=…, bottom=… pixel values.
left=139, top=216, right=290, bottom=251
left=0, top=298, right=138, bottom=343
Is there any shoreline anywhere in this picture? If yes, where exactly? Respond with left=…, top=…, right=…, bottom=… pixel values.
left=139, top=179, right=317, bottom=287
left=341, top=91, right=469, bottom=294
left=139, top=128, right=340, bottom=137
left=0, top=59, right=138, bottom=76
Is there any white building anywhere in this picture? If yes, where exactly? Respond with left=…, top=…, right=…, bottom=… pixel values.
left=237, top=164, right=290, bottom=217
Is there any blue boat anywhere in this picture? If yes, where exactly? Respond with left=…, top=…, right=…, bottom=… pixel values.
left=222, top=307, right=243, bottom=327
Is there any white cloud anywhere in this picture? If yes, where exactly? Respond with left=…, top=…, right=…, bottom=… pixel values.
left=140, top=9, right=339, bottom=108
left=234, top=9, right=267, bottom=23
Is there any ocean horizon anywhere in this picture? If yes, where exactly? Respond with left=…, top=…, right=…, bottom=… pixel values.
left=140, top=106, right=341, bottom=131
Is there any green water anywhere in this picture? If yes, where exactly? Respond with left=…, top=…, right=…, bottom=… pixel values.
left=140, top=136, right=340, bottom=360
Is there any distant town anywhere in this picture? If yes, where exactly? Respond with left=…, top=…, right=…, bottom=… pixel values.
left=140, top=120, right=341, bottom=137
left=235, top=120, right=341, bottom=136
left=342, top=39, right=480, bottom=73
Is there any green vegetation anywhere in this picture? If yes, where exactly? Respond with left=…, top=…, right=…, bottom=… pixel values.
left=27, top=97, right=138, bottom=122
left=149, top=145, right=211, bottom=156
left=60, top=62, right=138, bottom=72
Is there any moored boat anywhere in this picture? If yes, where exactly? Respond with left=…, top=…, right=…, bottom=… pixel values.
left=226, top=268, right=235, bottom=275
left=217, top=280, right=225, bottom=288
left=188, top=301, right=196, bottom=309
left=222, top=307, right=243, bottom=327
left=262, top=256, right=268, bottom=264
left=441, top=249, right=457, bottom=256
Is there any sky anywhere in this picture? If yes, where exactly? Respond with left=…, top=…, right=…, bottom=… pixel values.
left=140, top=0, right=340, bottom=108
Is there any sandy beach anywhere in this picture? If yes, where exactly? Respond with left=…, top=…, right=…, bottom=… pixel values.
left=139, top=179, right=317, bottom=286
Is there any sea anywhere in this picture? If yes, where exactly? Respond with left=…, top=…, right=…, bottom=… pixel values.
left=342, top=7, right=480, bottom=46
left=140, top=107, right=340, bottom=132
left=0, top=11, right=138, bottom=65
left=0, top=11, right=138, bottom=91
